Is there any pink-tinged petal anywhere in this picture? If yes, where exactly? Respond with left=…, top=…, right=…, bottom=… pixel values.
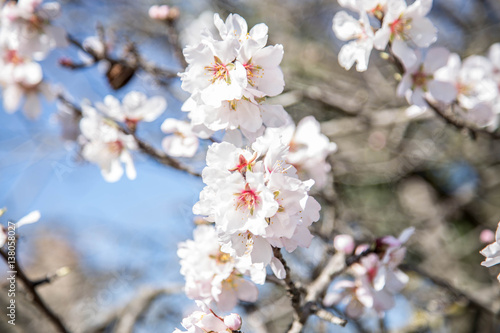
left=373, top=27, right=390, bottom=50
left=495, top=222, right=500, bottom=243
left=428, top=80, right=457, bottom=104
left=408, top=17, right=437, bottom=48
left=397, top=73, right=413, bottom=97
left=424, top=47, right=450, bottom=73
left=345, top=299, right=365, bottom=318
left=235, top=279, right=258, bottom=302
left=23, top=93, right=41, bottom=119
left=270, top=256, right=286, bottom=279
left=489, top=43, right=500, bottom=66
left=120, top=151, right=136, bottom=180
left=140, top=96, right=167, bottom=121
left=251, top=236, right=273, bottom=265
left=102, top=159, right=124, bottom=183
left=406, top=0, right=433, bottom=18
left=392, top=39, right=417, bottom=69
left=398, top=227, right=415, bottom=244
left=334, top=234, right=355, bottom=254
left=332, top=11, right=362, bottom=41
left=338, top=39, right=373, bottom=72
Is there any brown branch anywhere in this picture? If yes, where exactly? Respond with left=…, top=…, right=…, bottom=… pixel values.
left=56, top=94, right=201, bottom=177
left=0, top=248, right=70, bottom=333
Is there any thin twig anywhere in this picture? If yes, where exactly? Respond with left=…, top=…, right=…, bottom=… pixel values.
left=0, top=248, right=70, bottom=333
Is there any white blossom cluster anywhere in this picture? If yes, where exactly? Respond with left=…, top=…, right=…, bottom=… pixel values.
left=173, top=301, right=243, bottom=333
left=325, top=228, right=414, bottom=318
left=0, top=0, right=67, bottom=118
left=174, top=13, right=337, bottom=322
left=180, top=13, right=288, bottom=141
left=332, top=0, right=500, bottom=130
left=79, top=91, right=166, bottom=182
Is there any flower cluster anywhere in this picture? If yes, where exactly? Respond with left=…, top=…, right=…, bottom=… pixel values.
left=0, top=0, right=67, bottom=118
left=333, top=0, right=500, bottom=129
left=178, top=225, right=259, bottom=312
left=78, top=91, right=167, bottom=182
left=193, top=138, right=321, bottom=284
left=256, top=115, right=338, bottom=189
left=174, top=301, right=243, bottom=333
left=324, top=228, right=414, bottom=318
left=180, top=13, right=288, bottom=141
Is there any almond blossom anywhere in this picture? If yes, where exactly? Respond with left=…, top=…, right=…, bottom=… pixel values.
left=434, top=53, right=499, bottom=128
left=324, top=228, right=414, bottom=318
left=79, top=104, right=138, bottom=182
left=0, top=54, right=53, bottom=118
left=178, top=225, right=258, bottom=311
left=193, top=140, right=320, bottom=281
left=397, top=47, right=456, bottom=108
left=332, top=6, right=375, bottom=71
left=374, top=0, right=437, bottom=67
left=0, top=0, right=67, bottom=61
left=96, top=91, right=166, bottom=130
left=180, top=13, right=287, bottom=138
left=480, top=222, right=500, bottom=282
left=161, top=119, right=201, bottom=158
left=173, top=301, right=243, bottom=333
left=254, top=115, right=337, bottom=189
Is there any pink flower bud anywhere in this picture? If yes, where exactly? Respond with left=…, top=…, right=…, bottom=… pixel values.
left=480, top=229, right=495, bottom=244
left=334, top=234, right=355, bottom=254
left=148, top=5, right=169, bottom=20
left=224, top=313, right=242, bottom=330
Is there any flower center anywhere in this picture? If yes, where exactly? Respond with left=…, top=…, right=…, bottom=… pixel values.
left=411, top=67, right=432, bottom=90
left=389, top=16, right=412, bottom=40
left=243, top=62, right=263, bottom=86
left=107, top=140, right=124, bottom=155
left=235, top=183, right=260, bottom=215
left=205, top=56, right=232, bottom=84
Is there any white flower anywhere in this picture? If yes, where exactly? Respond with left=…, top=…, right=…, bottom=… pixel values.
left=0, top=51, right=53, bottom=118
left=332, top=8, right=374, bottom=71
left=96, top=91, right=166, bottom=128
left=79, top=105, right=137, bottom=182
left=0, top=0, right=67, bottom=61
left=255, top=115, right=337, bottom=189
left=193, top=140, right=320, bottom=281
left=178, top=225, right=258, bottom=311
left=161, top=119, right=200, bottom=158
left=397, top=47, right=457, bottom=108
left=480, top=222, right=500, bottom=281
left=0, top=210, right=41, bottom=248
left=174, top=301, right=244, bottom=333
left=374, top=0, right=437, bottom=67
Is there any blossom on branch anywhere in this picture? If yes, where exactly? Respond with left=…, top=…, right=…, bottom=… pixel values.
left=174, top=301, right=243, bottom=333
left=178, top=225, right=258, bottom=311
left=79, top=104, right=138, bottom=182
left=480, top=222, right=500, bottom=282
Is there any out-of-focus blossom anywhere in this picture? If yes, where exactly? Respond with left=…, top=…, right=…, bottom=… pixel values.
left=334, top=234, right=355, bottom=254
left=79, top=105, right=137, bottom=182
left=173, top=301, right=244, bottom=333
left=397, top=47, right=456, bottom=108
left=149, top=5, right=169, bottom=20
left=0, top=0, right=67, bottom=60
left=324, top=228, right=414, bottom=318
left=332, top=7, right=374, bottom=71
left=161, top=119, right=200, bottom=158
left=480, top=229, right=495, bottom=244
left=480, top=222, right=500, bottom=281
left=96, top=91, right=166, bottom=129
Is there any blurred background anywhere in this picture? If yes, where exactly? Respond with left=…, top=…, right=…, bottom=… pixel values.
left=1, top=0, right=500, bottom=332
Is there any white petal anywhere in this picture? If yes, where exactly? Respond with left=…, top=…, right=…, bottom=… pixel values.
left=270, top=256, right=286, bottom=279
left=16, top=211, right=41, bottom=228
